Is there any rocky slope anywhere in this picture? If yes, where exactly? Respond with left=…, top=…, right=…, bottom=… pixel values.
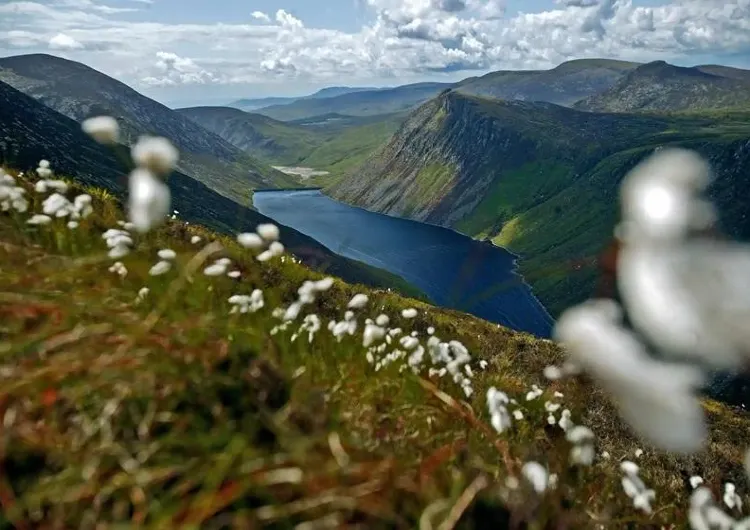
left=331, top=90, right=750, bottom=316
left=457, top=58, right=640, bottom=106
left=574, top=61, right=750, bottom=113
left=0, top=79, right=422, bottom=295
left=0, top=54, right=295, bottom=203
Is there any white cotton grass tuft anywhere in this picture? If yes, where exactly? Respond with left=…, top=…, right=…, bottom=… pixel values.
left=567, top=425, right=596, bottom=466
left=256, top=223, right=280, bottom=242
left=237, top=232, right=264, bottom=249
left=690, top=487, right=737, bottom=530
left=401, top=308, right=418, bottom=319
left=723, top=483, right=743, bottom=511
left=190, top=235, right=202, bottom=244
left=149, top=260, right=172, bottom=276
left=486, top=387, right=512, bottom=434
left=521, top=461, right=548, bottom=494
left=617, top=148, right=750, bottom=370
left=131, top=136, right=179, bottom=175
left=27, top=214, right=52, bottom=225
left=158, top=248, right=176, bottom=260
left=0, top=172, right=29, bottom=213
left=553, top=298, right=706, bottom=453
left=108, top=261, right=127, bottom=278
left=620, top=460, right=655, bottom=514
left=348, top=293, right=369, bottom=309
left=689, top=476, right=704, bottom=489
left=128, top=169, right=171, bottom=233
left=82, top=116, right=120, bottom=145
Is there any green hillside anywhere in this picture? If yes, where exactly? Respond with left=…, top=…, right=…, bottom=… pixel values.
left=331, top=91, right=750, bottom=316
left=2, top=166, right=749, bottom=528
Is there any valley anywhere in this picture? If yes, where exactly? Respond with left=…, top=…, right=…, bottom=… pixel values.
left=3, top=52, right=750, bottom=329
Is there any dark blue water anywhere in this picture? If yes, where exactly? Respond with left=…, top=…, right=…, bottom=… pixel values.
left=254, top=190, right=554, bottom=337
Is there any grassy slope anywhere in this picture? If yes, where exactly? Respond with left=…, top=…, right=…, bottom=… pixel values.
left=176, top=107, right=324, bottom=166
left=2, top=169, right=750, bottom=528
left=299, top=114, right=407, bottom=187
left=470, top=114, right=750, bottom=316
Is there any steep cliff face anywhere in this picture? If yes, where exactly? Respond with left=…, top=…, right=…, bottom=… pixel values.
left=331, top=91, right=667, bottom=227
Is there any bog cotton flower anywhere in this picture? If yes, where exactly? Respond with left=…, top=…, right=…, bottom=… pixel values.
left=128, top=169, right=170, bottom=233
left=27, top=214, right=52, bottom=225
left=256, top=223, right=280, bottom=242
left=237, top=232, right=264, bottom=249
left=131, top=136, right=178, bottom=175
left=82, top=116, right=119, bottom=144
left=348, top=294, right=369, bottom=309
left=521, top=462, right=548, bottom=494
left=554, top=298, right=706, bottom=452
left=158, top=249, right=176, bottom=260
left=149, top=260, right=172, bottom=276
left=402, top=308, right=418, bottom=319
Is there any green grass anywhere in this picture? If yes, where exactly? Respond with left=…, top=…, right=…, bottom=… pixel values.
left=2, top=168, right=750, bottom=528
left=299, top=116, right=405, bottom=187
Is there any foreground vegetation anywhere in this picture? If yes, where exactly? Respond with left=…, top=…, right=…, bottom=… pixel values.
left=1, top=167, right=750, bottom=528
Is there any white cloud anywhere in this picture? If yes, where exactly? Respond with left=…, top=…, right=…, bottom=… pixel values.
left=0, top=0, right=748, bottom=99
left=48, top=32, right=83, bottom=49
left=251, top=11, right=271, bottom=23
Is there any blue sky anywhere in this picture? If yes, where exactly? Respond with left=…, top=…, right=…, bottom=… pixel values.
left=1, top=0, right=749, bottom=107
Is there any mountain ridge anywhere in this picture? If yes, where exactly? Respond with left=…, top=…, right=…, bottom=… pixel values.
left=0, top=53, right=296, bottom=203
left=574, top=60, right=750, bottom=113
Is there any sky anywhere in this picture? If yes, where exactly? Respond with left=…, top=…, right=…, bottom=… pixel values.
left=1, top=0, right=749, bottom=107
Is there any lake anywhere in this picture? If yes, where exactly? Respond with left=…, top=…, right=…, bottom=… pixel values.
left=253, top=189, right=554, bottom=338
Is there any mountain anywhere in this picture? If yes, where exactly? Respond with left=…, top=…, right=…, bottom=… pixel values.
left=457, top=58, right=640, bottom=106
left=0, top=54, right=296, bottom=204
left=229, top=86, right=379, bottom=111
left=0, top=78, right=423, bottom=297
left=574, top=60, right=750, bottom=113
left=254, top=82, right=455, bottom=121
left=177, top=106, right=407, bottom=185
left=330, top=90, right=750, bottom=315
left=176, top=106, right=322, bottom=165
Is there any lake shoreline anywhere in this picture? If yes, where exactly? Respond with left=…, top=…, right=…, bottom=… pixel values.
left=254, top=189, right=555, bottom=337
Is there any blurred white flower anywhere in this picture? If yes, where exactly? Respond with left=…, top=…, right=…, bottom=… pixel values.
left=131, top=136, right=179, bottom=175
left=27, top=214, right=52, bottom=225
left=158, top=248, right=176, bottom=260
left=690, top=487, right=736, bottom=530
left=191, top=235, right=202, bottom=244
left=149, top=260, right=172, bottom=276
left=402, top=308, right=418, bottom=319
left=724, top=483, right=743, bottom=511
left=348, top=294, right=369, bottom=309
left=567, top=426, right=596, bottom=466
left=486, top=387, right=512, bottom=434
left=128, top=169, right=170, bottom=233
left=237, top=232, right=264, bottom=249
left=256, top=223, right=280, bottom=242
left=82, top=116, right=120, bottom=145
left=521, top=461, right=548, bottom=494
left=690, top=476, right=704, bottom=489
left=620, top=460, right=655, bottom=514
left=554, top=299, right=706, bottom=453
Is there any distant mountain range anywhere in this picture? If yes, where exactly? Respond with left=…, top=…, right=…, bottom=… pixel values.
left=229, top=86, right=379, bottom=111
left=575, top=61, right=750, bottom=113
left=0, top=54, right=296, bottom=204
